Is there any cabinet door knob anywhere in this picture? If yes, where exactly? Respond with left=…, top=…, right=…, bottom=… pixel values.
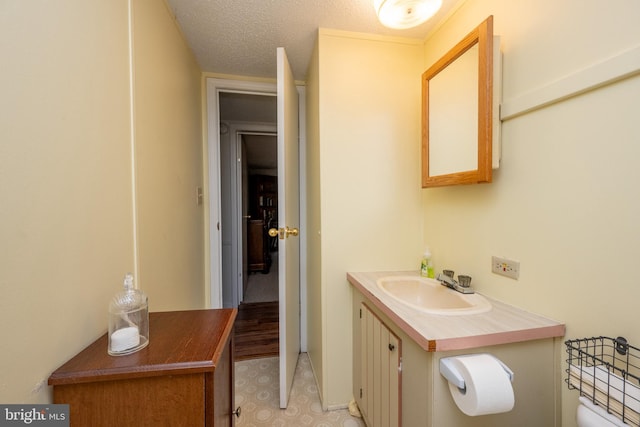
left=233, top=406, right=241, bottom=418
left=388, top=343, right=395, bottom=351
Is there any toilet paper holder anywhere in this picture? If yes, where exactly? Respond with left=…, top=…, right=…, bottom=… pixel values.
left=440, top=354, right=514, bottom=390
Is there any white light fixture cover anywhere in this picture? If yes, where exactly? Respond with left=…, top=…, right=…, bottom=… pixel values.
left=374, top=0, right=443, bottom=29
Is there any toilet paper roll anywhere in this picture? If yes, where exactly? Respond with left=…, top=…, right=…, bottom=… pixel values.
left=447, top=354, right=514, bottom=416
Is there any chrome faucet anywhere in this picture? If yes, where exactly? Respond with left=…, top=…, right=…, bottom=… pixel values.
left=437, top=273, right=475, bottom=294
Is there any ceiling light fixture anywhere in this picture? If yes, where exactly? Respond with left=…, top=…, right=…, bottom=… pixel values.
left=374, top=0, right=443, bottom=29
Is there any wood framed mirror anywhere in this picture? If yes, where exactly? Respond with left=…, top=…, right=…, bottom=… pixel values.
left=421, top=16, right=494, bottom=188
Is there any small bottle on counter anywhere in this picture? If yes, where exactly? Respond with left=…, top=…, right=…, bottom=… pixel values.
left=420, top=248, right=434, bottom=278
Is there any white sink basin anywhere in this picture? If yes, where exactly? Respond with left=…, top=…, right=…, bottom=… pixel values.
left=376, top=276, right=491, bottom=315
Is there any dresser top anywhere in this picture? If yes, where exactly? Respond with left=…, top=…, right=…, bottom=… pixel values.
left=49, top=309, right=237, bottom=385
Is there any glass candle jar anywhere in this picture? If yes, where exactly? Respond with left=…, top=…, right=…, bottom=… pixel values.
left=108, top=273, right=149, bottom=356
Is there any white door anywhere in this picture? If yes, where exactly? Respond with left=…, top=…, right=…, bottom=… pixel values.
left=275, top=47, right=300, bottom=409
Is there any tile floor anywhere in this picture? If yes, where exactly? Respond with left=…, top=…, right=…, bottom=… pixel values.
left=235, top=354, right=366, bottom=426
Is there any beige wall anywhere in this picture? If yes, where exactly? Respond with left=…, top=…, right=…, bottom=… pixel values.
left=310, top=29, right=424, bottom=408
left=0, top=0, right=204, bottom=403
left=305, top=35, right=324, bottom=404
left=309, top=0, right=640, bottom=421
left=132, top=0, right=204, bottom=310
left=421, top=1, right=640, bottom=426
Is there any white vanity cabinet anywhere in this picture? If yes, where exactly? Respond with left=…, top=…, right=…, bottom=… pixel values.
left=350, top=276, right=565, bottom=427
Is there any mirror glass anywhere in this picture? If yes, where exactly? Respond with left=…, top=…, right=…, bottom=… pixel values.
left=422, top=16, right=493, bottom=188
left=428, top=44, right=478, bottom=176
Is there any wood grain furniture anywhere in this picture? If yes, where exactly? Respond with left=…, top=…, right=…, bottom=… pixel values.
left=48, top=309, right=237, bottom=427
left=248, top=219, right=270, bottom=273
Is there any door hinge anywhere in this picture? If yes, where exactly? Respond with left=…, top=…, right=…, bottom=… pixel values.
left=359, top=308, right=362, bottom=319
left=360, top=388, right=363, bottom=398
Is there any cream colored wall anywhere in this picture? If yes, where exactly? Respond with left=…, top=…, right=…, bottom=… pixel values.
left=132, top=0, right=204, bottom=310
left=305, top=36, right=325, bottom=403
left=421, top=1, right=640, bottom=426
left=0, top=0, right=132, bottom=404
left=313, top=29, right=424, bottom=408
left=0, top=0, right=204, bottom=403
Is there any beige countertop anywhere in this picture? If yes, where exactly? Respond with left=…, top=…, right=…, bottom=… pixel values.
left=348, top=270, right=565, bottom=352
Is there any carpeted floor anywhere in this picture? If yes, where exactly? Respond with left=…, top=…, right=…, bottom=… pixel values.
left=244, top=251, right=279, bottom=303
left=235, top=354, right=365, bottom=426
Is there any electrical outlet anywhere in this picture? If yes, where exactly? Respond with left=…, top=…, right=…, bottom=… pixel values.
left=492, top=256, right=520, bottom=279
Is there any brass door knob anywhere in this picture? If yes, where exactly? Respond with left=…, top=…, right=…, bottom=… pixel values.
left=232, top=406, right=241, bottom=418
left=268, top=228, right=280, bottom=237
left=268, top=227, right=299, bottom=239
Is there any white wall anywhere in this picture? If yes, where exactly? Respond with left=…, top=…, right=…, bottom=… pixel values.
left=421, top=1, right=640, bottom=425
left=310, top=29, right=425, bottom=409
left=0, top=0, right=204, bottom=403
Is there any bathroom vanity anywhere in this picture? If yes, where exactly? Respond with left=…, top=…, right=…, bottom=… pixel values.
left=48, top=309, right=237, bottom=427
left=348, top=271, right=565, bottom=427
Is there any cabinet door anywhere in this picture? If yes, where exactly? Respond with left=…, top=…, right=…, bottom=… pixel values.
left=359, top=304, right=401, bottom=427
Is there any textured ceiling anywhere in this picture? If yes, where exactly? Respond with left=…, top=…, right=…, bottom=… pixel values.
left=164, top=0, right=462, bottom=81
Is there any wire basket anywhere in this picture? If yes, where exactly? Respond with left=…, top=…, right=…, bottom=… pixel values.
left=566, top=336, right=640, bottom=426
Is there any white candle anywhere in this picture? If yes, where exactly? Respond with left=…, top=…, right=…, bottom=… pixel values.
left=110, top=326, right=140, bottom=353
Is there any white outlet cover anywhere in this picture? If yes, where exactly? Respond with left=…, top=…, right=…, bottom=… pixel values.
left=492, top=256, right=520, bottom=279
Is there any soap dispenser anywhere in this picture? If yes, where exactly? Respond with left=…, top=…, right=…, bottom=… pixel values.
left=108, top=273, right=149, bottom=356
left=421, top=248, right=435, bottom=278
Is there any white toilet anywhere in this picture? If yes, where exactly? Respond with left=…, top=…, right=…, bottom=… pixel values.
left=577, top=397, right=627, bottom=426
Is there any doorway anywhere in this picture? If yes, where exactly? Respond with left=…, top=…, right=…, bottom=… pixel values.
left=208, top=73, right=307, bottom=409
left=219, top=92, right=280, bottom=361
left=207, top=76, right=307, bottom=353
left=218, top=91, right=278, bottom=307
left=241, top=134, right=279, bottom=304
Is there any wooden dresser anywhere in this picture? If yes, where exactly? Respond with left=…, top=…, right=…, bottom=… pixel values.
left=48, top=309, right=237, bottom=427
left=248, top=219, right=271, bottom=273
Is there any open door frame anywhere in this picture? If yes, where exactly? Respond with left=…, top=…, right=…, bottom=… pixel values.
left=230, top=124, right=277, bottom=307
left=206, top=78, right=278, bottom=308
left=205, top=77, right=307, bottom=351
